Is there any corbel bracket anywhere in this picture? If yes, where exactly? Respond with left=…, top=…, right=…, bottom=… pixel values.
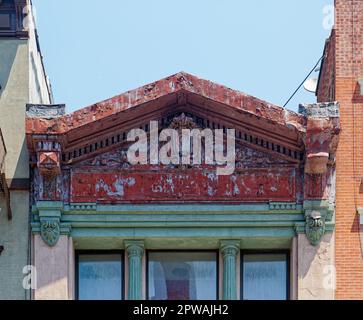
left=37, top=201, right=63, bottom=247
left=35, top=140, right=61, bottom=177
left=304, top=200, right=333, bottom=246
left=299, top=102, right=340, bottom=174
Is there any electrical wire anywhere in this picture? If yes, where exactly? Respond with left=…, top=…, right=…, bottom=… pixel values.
left=283, top=55, right=324, bottom=108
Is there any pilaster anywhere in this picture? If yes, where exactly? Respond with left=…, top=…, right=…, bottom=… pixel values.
left=125, top=240, right=144, bottom=300
left=220, top=240, right=240, bottom=300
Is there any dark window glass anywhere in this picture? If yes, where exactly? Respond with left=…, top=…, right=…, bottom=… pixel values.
left=78, top=253, right=123, bottom=300
left=242, top=253, right=288, bottom=300
left=148, top=252, right=217, bottom=300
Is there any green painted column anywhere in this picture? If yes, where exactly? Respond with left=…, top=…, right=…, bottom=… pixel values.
left=220, top=241, right=240, bottom=300
left=125, top=241, right=144, bottom=300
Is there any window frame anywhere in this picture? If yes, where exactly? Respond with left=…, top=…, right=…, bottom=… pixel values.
left=75, top=250, right=125, bottom=301
left=240, top=250, right=290, bottom=301
left=146, top=250, right=219, bottom=301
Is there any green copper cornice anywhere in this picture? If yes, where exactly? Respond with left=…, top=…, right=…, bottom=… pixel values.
left=31, top=201, right=318, bottom=249
left=62, top=202, right=303, bottom=214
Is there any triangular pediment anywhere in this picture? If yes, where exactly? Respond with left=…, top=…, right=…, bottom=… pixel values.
left=27, top=72, right=305, bottom=165
left=68, top=112, right=300, bottom=169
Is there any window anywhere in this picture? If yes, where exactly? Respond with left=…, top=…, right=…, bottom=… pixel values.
left=241, top=252, right=289, bottom=300
left=148, top=252, right=218, bottom=300
left=77, top=252, right=123, bottom=300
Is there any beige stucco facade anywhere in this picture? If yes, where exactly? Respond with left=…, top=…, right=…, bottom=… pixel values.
left=32, top=235, right=74, bottom=300
left=0, top=1, right=52, bottom=299
left=297, top=233, right=335, bottom=300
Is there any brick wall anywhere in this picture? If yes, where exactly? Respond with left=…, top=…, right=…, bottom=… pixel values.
left=318, top=0, right=363, bottom=299
left=316, top=29, right=335, bottom=103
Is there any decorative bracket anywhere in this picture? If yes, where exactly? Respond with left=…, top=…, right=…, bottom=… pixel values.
left=303, top=200, right=333, bottom=246
left=37, top=201, right=63, bottom=247
left=40, top=218, right=60, bottom=247
left=36, top=141, right=61, bottom=177
left=299, top=102, right=340, bottom=174
left=32, top=138, right=62, bottom=201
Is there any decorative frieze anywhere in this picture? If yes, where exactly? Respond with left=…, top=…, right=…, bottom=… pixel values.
left=299, top=102, right=340, bottom=118
left=26, top=104, right=66, bottom=119
left=269, top=202, right=297, bottom=210
left=69, top=203, right=97, bottom=211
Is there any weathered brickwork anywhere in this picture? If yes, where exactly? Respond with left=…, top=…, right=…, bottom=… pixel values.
left=317, top=0, right=363, bottom=299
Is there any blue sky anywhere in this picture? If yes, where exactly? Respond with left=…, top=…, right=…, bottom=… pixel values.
left=32, top=0, right=334, bottom=113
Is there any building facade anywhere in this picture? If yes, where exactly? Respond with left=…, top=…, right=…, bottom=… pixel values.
left=0, top=0, right=52, bottom=299
left=26, top=72, right=340, bottom=300
left=1, top=0, right=363, bottom=300
left=317, top=0, right=363, bottom=299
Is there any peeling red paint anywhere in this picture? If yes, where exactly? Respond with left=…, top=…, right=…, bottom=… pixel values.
left=26, top=72, right=306, bottom=136
left=26, top=73, right=340, bottom=207
left=70, top=168, right=296, bottom=203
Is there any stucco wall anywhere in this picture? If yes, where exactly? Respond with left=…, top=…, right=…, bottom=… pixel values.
left=0, top=40, right=29, bottom=179
left=0, top=39, right=29, bottom=300
left=0, top=26, right=52, bottom=299
left=33, top=235, right=74, bottom=300
left=297, top=233, right=335, bottom=300
left=0, top=191, right=29, bottom=299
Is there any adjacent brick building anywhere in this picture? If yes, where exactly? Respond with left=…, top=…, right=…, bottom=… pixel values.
left=317, top=0, right=363, bottom=299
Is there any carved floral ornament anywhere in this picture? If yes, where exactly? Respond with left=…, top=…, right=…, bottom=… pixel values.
left=220, top=241, right=240, bottom=258
left=35, top=201, right=64, bottom=247
left=40, top=218, right=60, bottom=247
left=125, top=242, right=145, bottom=258
left=305, top=210, right=326, bottom=246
